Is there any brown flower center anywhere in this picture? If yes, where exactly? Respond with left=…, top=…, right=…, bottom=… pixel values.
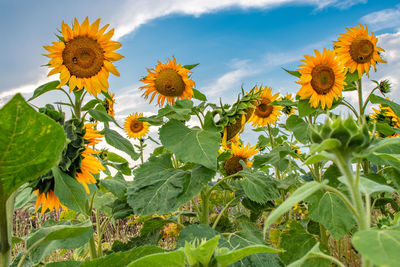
left=130, top=120, right=144, bottom=133
left=254, top=98, right=273, bottom=118
left=311, top=65, right=335, bottom=95
left=350, top=37, right=374, bottom=64
left=224, top=155, right=247, bottom=175
left=154, top=69, right=186, bottom=97
left=225, top=117, right=243, bottom=140
left=62, top=36, right=104, bottom=78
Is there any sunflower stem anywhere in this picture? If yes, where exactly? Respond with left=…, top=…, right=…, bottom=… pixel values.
left=139, top=138, right=145, bottom=164
left=212, top=196, right=241, bottom=230
left=200, top=187, right=210, bottom=225
left=0, top=191, right=15, bottom=267
left=357, top=79, right=363, bottom=116
left=361, top=87, right=378, bottom=115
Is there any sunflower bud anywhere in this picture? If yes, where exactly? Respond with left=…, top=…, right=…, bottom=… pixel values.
left=311, top=117, right=371, bottom=153
left=378, top=79, right=391, bottom=94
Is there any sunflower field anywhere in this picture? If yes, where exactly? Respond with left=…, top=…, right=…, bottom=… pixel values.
left=1, top=18, right=400, bottom=267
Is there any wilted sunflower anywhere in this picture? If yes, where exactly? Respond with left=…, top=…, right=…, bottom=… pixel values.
left=297, top=49, right=345, bottom=109
left=334, top=24, right=386, bottom=78
left=44, top=17, right=123, bottom=96
left=249, top=86, right=282, bottom=127
left=224, top=142, right=258, bottom=175
left=76, top=123, right=105, bottom=193
left=222, top=115, right=246, bottom=146
left=140, top=57, right=195, bottom=106
left=124, top=113, right=150, bottom=139
left=33, top=189, right=67, bottom=214
left=105, top=93, right=115, bottom=117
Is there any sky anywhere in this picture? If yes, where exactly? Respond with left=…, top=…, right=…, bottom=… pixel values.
left=1, top=0, right=399, bottom=161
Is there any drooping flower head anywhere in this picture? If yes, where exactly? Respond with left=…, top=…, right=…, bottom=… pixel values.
left=224, top=142, right=258, bottom=175
left=124, top=113, right=150, bottom=139
left=297, top=49, right=345, bottom=109
left=281, top=93, right=296, bottom=116
left=222, top=115, right=246, bottom=146
left=140, top=56, right=195, bottom=106
left=249, top=86, right=282, bottom=126
left=33, top=189, right=67, bottom=214
left=334, top=24, right=386, bottom=78
left=44, top=17, right=123, bottom=96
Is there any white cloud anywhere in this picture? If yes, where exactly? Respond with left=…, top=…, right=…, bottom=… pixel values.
left=360, top=5, right=400, bottom=31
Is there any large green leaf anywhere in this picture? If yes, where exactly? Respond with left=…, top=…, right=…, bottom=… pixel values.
left=177, top=224, right=220, bottom=248
left=286, top=243, right=331, bottom=267
left=158, top=100, right=194, bottom=121
left=338, top=176, right=395, bottom=195
left=216, top=245, right=281, bottom=267
left=80, top=246, right=164, bottom=267
left=127, top=154, right=215, bottom=215
left=159, top=118, right=220, bottom=170
left=88, top=105, right=119, bottom=127
left=286, top=115, right=309, bottom=144
left=103, top=127, right=139, bottom=160
left=128, top=249, right=185, bottom=267
left=101, top=172, right=127, bottom=200
left=0, top=94, right=66, bottom=200
left=28, top=81, right=60, bottom=101
left=53, top=166, right=87, bottom=213
left=25, top=220, right=93, bottom=264
left=253, top=145, right=291, bottom=171
left=297, top=99, right=316, bottom=117
left=307, top=191, right=355, bottom=240
left=238, top=164, right=280, bottom=203
left=264, top=181, right=327, bottom=230
left=352, top=229, right=400, bottom=267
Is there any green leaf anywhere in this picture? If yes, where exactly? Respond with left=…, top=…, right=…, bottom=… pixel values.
left=182, top=63, right=199, bottom=70
left=186, top=236, right=220, bottom=266
left=307, top=191, right=356, bottom=240
left=356, top=138, right=400, bottom=158
left=238, top=164, right=280, bottom=203
left=177, top=224, right=220, bottom=248
left=45, top=260, right=82, bottom=267
left=343, top=72, right=358, bottom=92
left=88, top=106, right=120, bottom=127
left=286, top=243, right=331, bottom=267
left=286, top=115, right=309, bottom=144
left=26, top=220, right=93, bottom=264
left=28, top=81, right=60, bottom=101
left=103, top=127, right=140, bottom=160
left=82, top=99, right=101, bottom=111
left=282, top=68, right=301, bottom=78
left=101, top=172, right=127, bottom=200
left=128, top=249, right=185, bottom=267
left=253, top=145, right=291, bottom=171
left=140, top=217, right=174, bottom=236
left=297, top=99, right=316, bottom=117
left=304, top=154, right=329, bottom=165
left=264, top=181, right=327, bottom=230
left=310, top=139, right=341, bottom=154
left=369, top=94, right=400, bottom=116
left=127, top=154, right=215, bottom=215
left=159, top=119, right=220, bottom=170
left=280, top=220, right=319, bottom=265
left=352, top=229, right=400, bottom=267
left=53, top=166, right=87, bottom=213
left=216, top=245, right=280, bottom=267
left=0, top=94, right=66, bottom=200
left=376, top=122, right=396, bottom=137
left=192, top=88, right=207, bottom=101
left=158, top=100, right=193, bottom=121
left=80, top=246, right=164, bottom=267
left=338, top=176, right=395, bottom=195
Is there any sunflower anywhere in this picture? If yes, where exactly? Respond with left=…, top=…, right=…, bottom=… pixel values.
left=281, top=94, right=295, bottom=116
left=76, top=123, right=105, bottom=193
left=44, top=17, right=123, bottom=96
left=222, top=115, right=246, bottom=146
left=220, top=134, right=240, bottom=154
left=371, top=104, right=400, bottom=137
left=334, top=24, right=386, bottom=78
left=106, top=93, right=115, bottom=117
left=33, top=189, right=67, bottom=214
left=297, top=49, right=346, bottom=109
left=224, top=142, right=258, bottom=175
left=140, top=57, right=195, bottom=106
left=249, top=86, right=282, bottom=127
left=124, top=113, right=150, bottom=139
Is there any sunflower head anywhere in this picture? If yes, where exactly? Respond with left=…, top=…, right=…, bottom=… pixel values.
left=33, top=189, right=67, bottom=214
left=281, top=94, right=296, bottom=116
left=249, top=86, right=282, bottom=127
left=297, top=48, right=346, bottom=109
left=104, top=93, right=115, bottom=117
left=44, top=17, right=123, bottom=96
left=371, top=104, right=400, bottom=137
left=334, top=24, right=386, bottom=78
left=124, top=113, right=150, bottom=139
left=224, top=142, right=258, bottom=175
left=140, top=57, right=195, bottom=106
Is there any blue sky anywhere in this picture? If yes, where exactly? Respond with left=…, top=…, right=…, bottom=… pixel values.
left=1, top=0, right=400, bottom=156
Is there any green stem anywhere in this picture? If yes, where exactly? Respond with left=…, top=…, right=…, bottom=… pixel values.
left=212, top=196, right=241, bottom=229
left=0, top=189, right=15, bottom=267
left=267, top=124, right=281, bottom=180
left=207, top=174, right=240, bottom=195
left=308, top=252, right=346, bottom=267
left=361, top=87, right=378, bottom=114
left=96, top=210, right=103, bottom=257
left=357, top=79, right=363, bottom=116
left=341, top=100, right=359, bottom=118
left=139, top=138, right=144, bottom=164
left=88, top=236, right=97, bottom=260
left=200, top=187, right=210, bottom=225
left=319, top=224, right=329, bottom=248
left=323, top=185, right=358, bottom=218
